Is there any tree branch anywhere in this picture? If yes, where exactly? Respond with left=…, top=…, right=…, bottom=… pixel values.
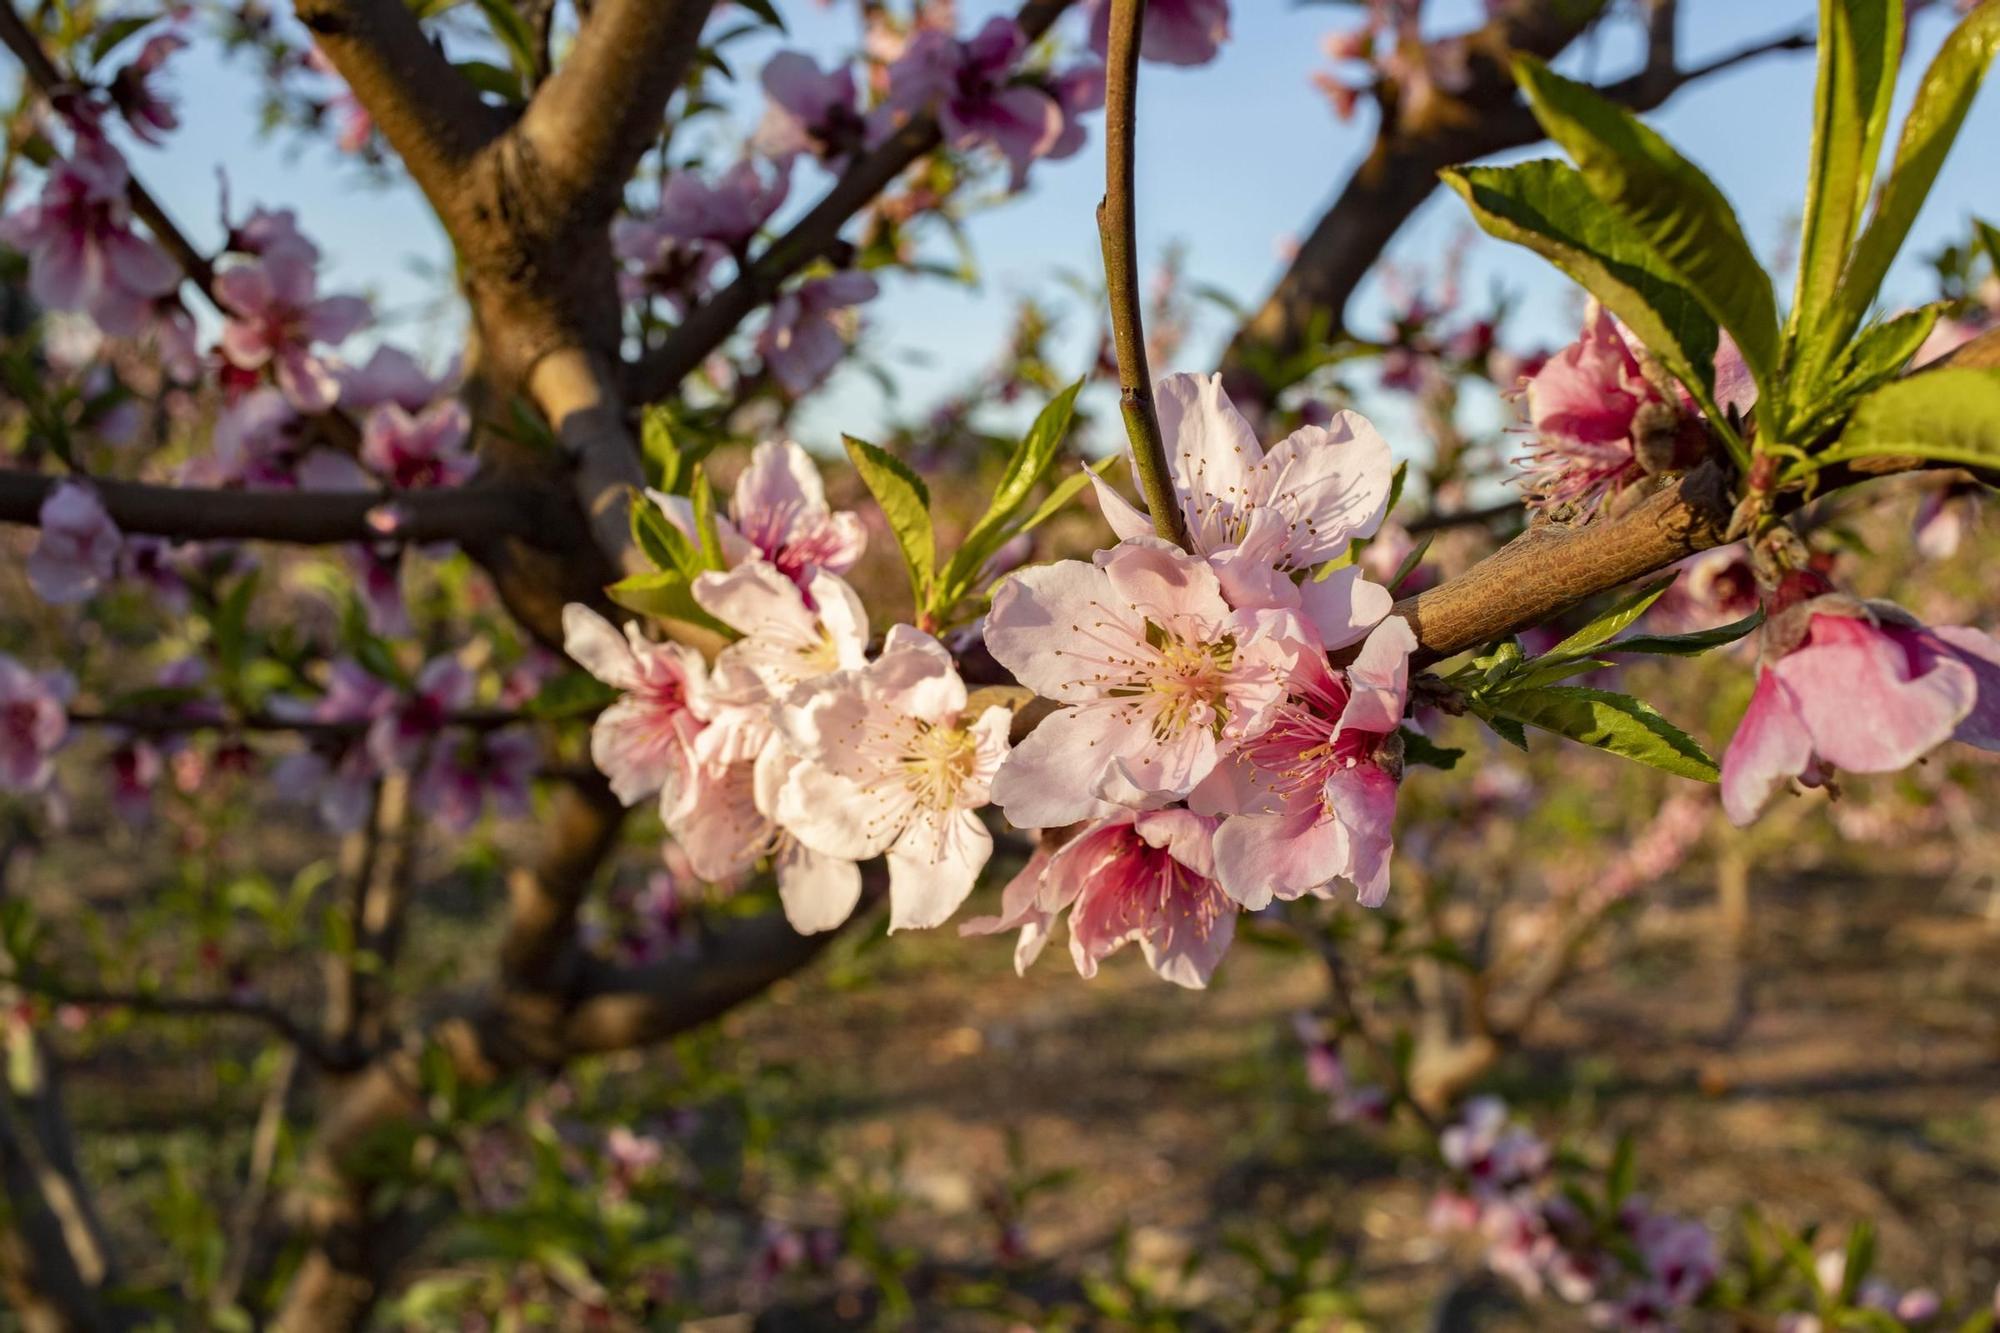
left=0, top=469, right=559, bottom=547
left=514, top=0, right=720, bottom=223
left=1223, top=1, right=1812, bottom=384
left=0, top=1, right=218, bottom=300
left=291, top=0, right=507, bottom=215
left=1096, top=0, right=1189, bottom=548
left=1393, top=328, right=2000, bottom=664
left=623, top=0, right=1077, bottom=406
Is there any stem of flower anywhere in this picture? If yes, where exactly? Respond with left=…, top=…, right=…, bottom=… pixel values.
left=1095, top=0, right=1191, bottom=551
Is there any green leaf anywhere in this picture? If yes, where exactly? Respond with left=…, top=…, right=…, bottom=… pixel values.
left=452, top=59, right=524, bottom=101
left=689, top=466, right=727, bottom=573
left=1838, top=1221, right=1877, bottom=1303
left=844, top=435, right=936, bottom=607
left=1483, top=714, right=1531, bottom=751
left=1441, top=161, right=1725, bottom=421
left=1595, top=609, right=1765, bottom=657
left=1830, top=304, right=1942, bottom=400
left=472, top=0, right=540, bottom=83
left=1015, top=457, right=1117, bottom=540
left=640, top=405, right=683, bottom=493
left=1399, top=728, right=1464, bottom=771
left=1815, top=367, right=2000, bottom=469
left=1978, top=218, right=2000, bottom=275
left=630, top=492, right=701, bottom=576
left=1825, top=1, right=2000, bottom=360
left=731, top=0, right=787, bottom=31
left=1606, top=1134, right=1639, bottom=1208
left=1485, top=685, right=1719, bottom=781
left=1794, top=0, right=1904, bottom=339
left=1385, top=530, right=1436, bottom=593
left=606, top=572, right=734, bottom=638
left=945, top=380, right=1084, bottom=596
left=1514, top=57, right=1782, bottom=397
left=1543, top=577, right=1675, bottom=660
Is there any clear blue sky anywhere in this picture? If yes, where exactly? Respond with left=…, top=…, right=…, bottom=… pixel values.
left=32, top=0, right=2000, bottom=451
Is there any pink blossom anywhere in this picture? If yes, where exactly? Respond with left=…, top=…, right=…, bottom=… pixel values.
left=562, top=604, right=709, bottom=809
left=754, top=52, right=865, bottom=165
left=214, top=245, right=370, bottom=412
left=1044, top=64, right=1106, bottom=162
left=350, top=545, right=409, bottom=637
left=108, top=33, right=186, bottom=145
left=1649, top=543, right=1759, bottom=634
left=0, top=139, right=179, bottom=335
left=1631, top=1212, right=1717, bottom=1306
left=201, top=387, right=303, bottom=488
left=967, top=809, right=1236, bottom=988
left=775, top=627, right=1010, bottom=930
left=366, top=656, right=472, bottom=773
left=109, top=738, right=163, bottom=824
left=611, top=213, right=722, bottom=311
left=1913, top=481, right=1981, bottom=560
left=338, top=345, right=447, bottom=414
left=757, top=271, right=878, bottom=395
left=269, top=659, right=393, bottom=832
left=982, top=539, right=1299, bottom=828
left=883, top=19, right=1064, bottom=189
left=1196, top=615, right=1416, bottom=909
left=0, top=656, right=72, bottom=793
left=1721, top=587, right=2000, bottom=825
left=1518, top=305, right=1685, bottom=511
left=29, top=482, right=122, bottom=605
left=1440, top=1098, right=1550, bottom=1197
left=672, top=560, right=871, bottom=924
left=655, top=159, right=790, bottom=251
left=1088, top=0, right=1230, bottom=66
left=421, top=727, right=536, bottom=832
left=359, top=401, right=474, bottom=489
left=1089, top=373, right=1395, bottom=645
left=649, top=439, right=866, bottom=586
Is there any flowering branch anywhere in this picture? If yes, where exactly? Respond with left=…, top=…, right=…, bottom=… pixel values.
left=622, top=0, right=1077, bottom=407
left=1095, top=0, right=1190, bottom=549
left=1394, top=328, right=2000, bottom=664
left=0, top=469, right=557, bottom=547
left=0, top=1, right=218, bottom=301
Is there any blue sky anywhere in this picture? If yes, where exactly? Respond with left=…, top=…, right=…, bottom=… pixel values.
left=35, top=0, right=2000, bottom=451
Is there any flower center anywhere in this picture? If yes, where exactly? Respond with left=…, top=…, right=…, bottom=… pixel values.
left=1137, top=623, right=1235, bottom=739
left=899, top=720, right=976, bottom=811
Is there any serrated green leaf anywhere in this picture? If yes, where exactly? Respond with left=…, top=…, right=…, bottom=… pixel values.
left=1595, top=609, right=1765, bottom=657
left=1386, top=529, right=1436, bottom=593
left=1442, top=161, right=1725, bottom=422
left=1483, top=713, right=1531, bottom=751
left=606, top=572, right=734, bottom=638
left=1815, top=366, right=2000, bottom=469
left=1504, top=657, right=1616, bottom=692
left=944, top=379, right=1083, bottom=597
left=844, top=435, right=935, bottom=607
left=1515, top=57, right=1781, bottom=398
left=1794, top=0, right=1904, bottom=340
left=1830, top=304, right=1942, bottom=401
left=1543, top=577, right=1675, bottom=660
left=1486, top=685, right=1719, bottom=781
left=1824, top=2, right=2000, bottom=364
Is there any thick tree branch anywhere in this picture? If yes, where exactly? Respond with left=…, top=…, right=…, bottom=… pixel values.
left=291, top=0, right=507, bottom=214
left=1223, top=1, right=1812, bottom=383
left=1097, top=0, right=1189, bottom=548
left=515, top=0, right=720, bottom=223
left=0, top=469, right=558, bottom=547
left=624, top=0, right=1076, bottom=406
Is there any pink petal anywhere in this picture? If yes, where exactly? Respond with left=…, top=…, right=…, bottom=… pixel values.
left=1719, top=668, right=1813, bottom=826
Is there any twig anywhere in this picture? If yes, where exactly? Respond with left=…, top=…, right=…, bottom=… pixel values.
left=1095, top=0, right=1189, bottom=549
left=1313, top=928, right=1442, bottom=1135
left=10, top=974, right=359, bottom=1071
left=0, top=468, right=557, bottom=547
left=622, top=0, right=1077, bottom=406
left=0, top=2, right=219, bottom=302
left=68, top=706, right=532, bottom=739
